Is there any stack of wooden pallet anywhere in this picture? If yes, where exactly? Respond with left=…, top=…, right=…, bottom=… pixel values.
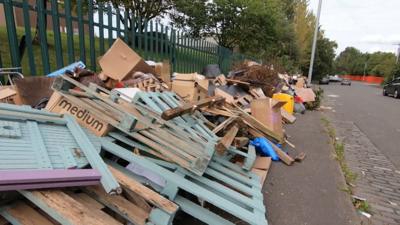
left=0, top=38, right=309, bottom=225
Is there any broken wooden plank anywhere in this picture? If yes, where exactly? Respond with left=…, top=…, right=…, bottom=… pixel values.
left=215, top=124, right=239, bottom=155
left=68, top=192, right=105, bottom=210
left=212, top=116, right=237, bottom=134
left=270, top=143, right=294, bottom=166
left=20, top=190, right=121, bottom=225
left=161, top=96, right=225, bottom=120
left=84, top=186, right=148, bottom=225
left=108, top=166, right=178, bottom=214
left=281, top=109, right=296, bottom=124
left=233, top=137, right=249, bottom=148
left=0, top=201, right=55, bottom=225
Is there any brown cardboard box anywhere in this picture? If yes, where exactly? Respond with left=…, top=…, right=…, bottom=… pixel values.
left=294, top=87, right=316, bottom=102
left=45, top=92, right=113, bottom=136
left=0, top=86, right=22, bottom=105
left=99, top=38, right=155, bottom=81
left=172, top=80, right=208, bottom=102
left=172, top=73, right=208, bottom=102
left=154, top=60, right=171, bottom=88
left=250, top=98, right=285, bottom=138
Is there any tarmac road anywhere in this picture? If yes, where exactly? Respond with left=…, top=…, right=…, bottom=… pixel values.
left=321, top=81, right=400, bottom=169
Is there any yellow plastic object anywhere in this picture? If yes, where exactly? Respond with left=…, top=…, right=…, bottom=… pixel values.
left=272, top=93, right=294, bottom=114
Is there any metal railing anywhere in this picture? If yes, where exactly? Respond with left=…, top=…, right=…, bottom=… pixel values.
left=0, top=0, right=257, bottom=76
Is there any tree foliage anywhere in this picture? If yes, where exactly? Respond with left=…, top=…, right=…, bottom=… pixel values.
left=171, top=0, right=281, bottom=55
left=94, top=0, right=173, bottom=32
left=335, top=47, right=397, bottom=78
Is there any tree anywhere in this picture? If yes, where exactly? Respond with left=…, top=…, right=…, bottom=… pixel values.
left=292, top=0, right=315, bottom=70
left=335, top=47, right=366, bottom=75
left=171, top=0, right=285, bottom=57
left=94, top=0, right=173, bottom=32
left=301, top=36, right=337, bottom=80
left=335, top=47, right=397, bottom=79
left=366, top=52, right=396, bottom=77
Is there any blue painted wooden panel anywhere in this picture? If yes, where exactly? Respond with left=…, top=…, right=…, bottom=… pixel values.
left=0, top=119, right=100, bottom=170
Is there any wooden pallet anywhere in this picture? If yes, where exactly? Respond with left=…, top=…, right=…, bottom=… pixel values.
left=0, top=164, right=178, bottom=225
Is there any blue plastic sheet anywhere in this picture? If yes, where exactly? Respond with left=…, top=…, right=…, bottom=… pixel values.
left=250, top=137, right=279, bottom=161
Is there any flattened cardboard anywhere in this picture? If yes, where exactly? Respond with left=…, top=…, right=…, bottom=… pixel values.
left=14, top=77, right=54, bottom=106
left=0, top=86, right=22, bottom=105
left=294, top=87, right=316, bottom=102
left=253, top=156, right=272, bottom=170
left=250, top=98, right=284, bottom=138
left=99, top=38, right=155, bottom=81
left=45, top=92, right=113, bottom=136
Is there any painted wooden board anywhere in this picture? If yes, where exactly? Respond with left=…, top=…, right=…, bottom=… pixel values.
left=0, top=201, right=55, bottom=225
left=84, top=186, right=148, bottom=225
left=20, top=190, right=122, bottom=225
left=108, top=166, right=178, bottom=214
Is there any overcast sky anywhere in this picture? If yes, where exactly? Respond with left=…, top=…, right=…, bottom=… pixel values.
left=309, top=0, right=400, bottom=55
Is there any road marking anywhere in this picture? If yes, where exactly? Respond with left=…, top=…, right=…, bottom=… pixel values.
left=327, top=94, right=339, bottom=98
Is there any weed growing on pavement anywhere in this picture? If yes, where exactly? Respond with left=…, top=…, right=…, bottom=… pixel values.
left=353, top=198, right=371, bottom=213
left=320, top=116, right=370, bottom=213
left=321, top=117, right=357, bottom=186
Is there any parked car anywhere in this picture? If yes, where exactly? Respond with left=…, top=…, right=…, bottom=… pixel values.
left=329, top=75, right=343, bottom=82
left=383, top=77, right=400, bottom=98
left=319, top=77, right=330, bottom=85
left=341, top=79, right=351, bottom=86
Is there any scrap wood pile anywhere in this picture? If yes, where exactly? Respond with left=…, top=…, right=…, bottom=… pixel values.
left=0, top=38, right=316, bottom=225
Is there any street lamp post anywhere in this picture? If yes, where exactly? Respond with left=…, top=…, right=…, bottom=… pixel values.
left=307, top=0, right=323, bottom=85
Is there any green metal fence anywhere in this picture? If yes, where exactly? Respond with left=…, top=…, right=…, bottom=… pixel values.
left=0, top=0, right=257, bottom=76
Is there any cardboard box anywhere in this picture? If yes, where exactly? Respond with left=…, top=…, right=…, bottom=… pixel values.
left=172, top=73, right=209, bottom=102
left=99, top=38, right=155, bottom=81
left=172, top=80, right=208, bottom=102
left=294, top=87, right=316, bottom=102
left=0, top=86, right=22, bottom=105
left=154, top=60, right=171, bottom=88
left=250, top=98, right=285, bottom=138
left=46, top=92, right=113, bottom=136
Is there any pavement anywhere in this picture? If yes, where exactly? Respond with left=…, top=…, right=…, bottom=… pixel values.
left=321, top=82, right=400, bottom=169
left=264, top=110, right=360, bottom=225
left=321, top=81, right=400, bottom=224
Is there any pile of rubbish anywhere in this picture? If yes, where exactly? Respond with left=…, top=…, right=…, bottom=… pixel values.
left=0, top=38, right=316, bottom=225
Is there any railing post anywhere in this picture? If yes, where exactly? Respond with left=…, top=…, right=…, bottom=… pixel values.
left=22, top=0, right=36, bottom=75
left=3, top=0, right=21, bottom=68
left=37, top=0, right=51, bottom=74
left=50, top=0, right=64, bottom=69
left=64, top=0, right=75, bottom=64
left=88, top=0, right=96, bottom=71
left=77, top=0, right=86, bottom=65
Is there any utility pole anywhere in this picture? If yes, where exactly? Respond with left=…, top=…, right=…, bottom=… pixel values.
left=363, top=62, right=367, bottom=81
left=307, top=0, right=323, bottom=85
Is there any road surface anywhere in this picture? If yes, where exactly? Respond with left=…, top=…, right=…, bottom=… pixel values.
left=322, top=82, right=400, bottom=169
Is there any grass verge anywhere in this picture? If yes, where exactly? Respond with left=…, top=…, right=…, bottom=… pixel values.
left=321, top=116, right=370, bottom=213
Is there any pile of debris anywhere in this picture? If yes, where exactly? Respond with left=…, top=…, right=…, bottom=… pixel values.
left=0, top=38, right=317, bottom=225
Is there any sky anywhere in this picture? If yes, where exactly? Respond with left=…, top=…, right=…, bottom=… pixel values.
left=308, top=0, right=400, bottom=55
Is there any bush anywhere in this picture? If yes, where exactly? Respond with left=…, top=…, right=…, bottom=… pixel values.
left=305, top=87, right=324, bottom=110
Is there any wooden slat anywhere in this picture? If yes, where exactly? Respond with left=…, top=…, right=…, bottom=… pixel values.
left=215, top=124, right=239, bottom=155
left=84, top=186, right=148, bottom=225
left=108, top=166, right=178, bottom=214
left=68, top=192, right=105, bottom=210
left=22, top=190, right=121, bottom=225
left=1, top=201, right=54, bottom=225
left=271, top=143, right=294, bottom=166
left=161, top=96, right=225, bottom=120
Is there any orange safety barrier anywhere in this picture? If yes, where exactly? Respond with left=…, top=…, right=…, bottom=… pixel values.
left=341, top=75, right=384, bottom=84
